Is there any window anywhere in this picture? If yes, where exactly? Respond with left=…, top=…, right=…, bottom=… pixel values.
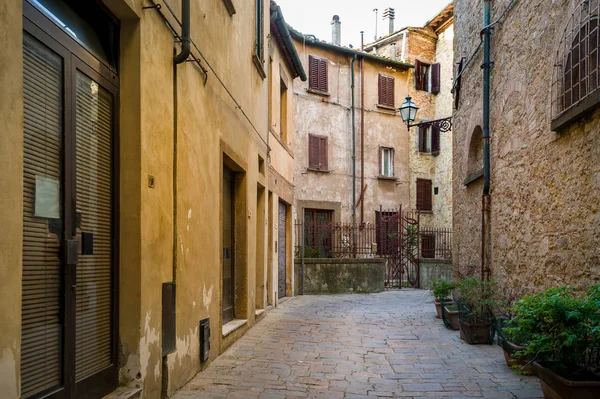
left=551, top=1, right=599, bottom=130
left=418, top=125, right=440, bottom=154
left=421, top=234, right=436, bottom=259
left=280, top=77, right=288, bottom=141
left=255, top=0, right=264, bottom=62
left=378, top=73, right=395, bottom=107
left=309, top=55, right=328, bottom=93
left=308, top=134, right=328, bottom=170
left=415, top=60, right=440, bottom=93
left=416, top=178, right=433, bottom=211
left=375, top=211, right=399, bottom=255
left=379, top=147, right=394, bottom=177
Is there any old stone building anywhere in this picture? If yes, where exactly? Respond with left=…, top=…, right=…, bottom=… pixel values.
left=0, top=0, right=303, bottom=398
left=452, top=0, right=600, bottom=295
left=366, top=3, right=455, bottom=229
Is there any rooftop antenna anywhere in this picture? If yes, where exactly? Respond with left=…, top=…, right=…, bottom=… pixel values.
left=373, top=8, right=378, bottom=40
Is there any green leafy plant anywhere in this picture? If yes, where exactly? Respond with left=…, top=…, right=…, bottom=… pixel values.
left=505, top=284, right=600, bottom=380
left=454, top=277, right=500, bottom=323
left=429, top=278, right=455, bottom=301
left=295, top=246, right=325, bottom=259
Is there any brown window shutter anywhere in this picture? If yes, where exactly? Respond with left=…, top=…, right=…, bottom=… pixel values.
left=318, top=58, right=328, bottom=92
left=309, top=56, right=318, bottom=89
left=378, top=74, right=385, bottom=105
left=378, top=146, right=382, bottom=175
left=391, top=148, right=394, bottom=176
left=454, top=58, right=464, bottom=109
left=431, top=125, right=440, bottom=155
left=319, top=137, right=328, bottom=169
left=418, top=125, right=426, bottom=152
left=387, top=76, right=395, bottom=107
left=308, top=134, right=319, bottom=169
left=431, top=63, right=441, bottom=94
left=415, top=60, right=422, bottom=90
left=425, top=180, right=433, bottom=211
left=416, top=179, right=423, bottom=210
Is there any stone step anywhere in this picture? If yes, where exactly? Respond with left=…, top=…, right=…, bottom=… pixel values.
left=102, top=387, right=142, bottom=399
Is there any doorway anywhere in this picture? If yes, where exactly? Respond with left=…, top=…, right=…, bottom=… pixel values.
left=21, top=2, right=119, bottom=398
left=278, top=201, right=287, bottom=299
left=222, top=167, right=235, bottom=324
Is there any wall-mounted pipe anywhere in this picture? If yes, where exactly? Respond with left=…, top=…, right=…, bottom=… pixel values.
left=174, top=0, right=190, bottom=64
left=360, top=32, right=365, bottom=224
left=351, top=54, right=357, bottom=224
left=481, top=0, right=492, bottom=281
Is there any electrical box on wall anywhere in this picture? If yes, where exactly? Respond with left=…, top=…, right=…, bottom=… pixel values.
left=199, top=318, right=210, bottom=362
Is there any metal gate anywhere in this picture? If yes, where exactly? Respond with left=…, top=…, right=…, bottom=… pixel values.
left=376, top=206, right=420, bottom=289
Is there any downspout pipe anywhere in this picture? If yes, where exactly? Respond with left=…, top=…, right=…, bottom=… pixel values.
left=482, top=0, right=491, bottom=196
left=482, top=0, right=492, bottom=281
left=351, top=54, right=357, bottom=224
left=360, top=32, right=365, bottom=224
left=174, top=0, right=190, bottom=64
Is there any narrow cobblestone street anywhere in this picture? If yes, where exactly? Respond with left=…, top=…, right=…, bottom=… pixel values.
left=173, top=291, right=543, bottom=399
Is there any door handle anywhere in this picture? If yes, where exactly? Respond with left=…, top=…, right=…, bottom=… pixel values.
left=66, top=239, right=79, bottom=265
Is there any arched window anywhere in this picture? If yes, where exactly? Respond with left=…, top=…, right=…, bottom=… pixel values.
left=552, top=1, right=600, bottom=129
left=464, top=126, right=483, bottom=185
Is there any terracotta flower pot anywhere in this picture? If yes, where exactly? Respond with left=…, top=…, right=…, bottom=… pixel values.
left=444, top=306, right=459, bottom=330
left=532, top=362, right=600, bottom=399
left=500, top=339, right=534, bottom=376
left=434, top=298, right=452, bottom=319
left=459, top=319, right=492, bottom=344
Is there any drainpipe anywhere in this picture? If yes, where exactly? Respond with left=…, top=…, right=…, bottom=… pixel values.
left=351, top=54, right=357, bottom=225
left=360, top=32, right=365, bottom=224
left=174, top=0, right=190, bottom=64
left=482, top=0, right=492, bottom=281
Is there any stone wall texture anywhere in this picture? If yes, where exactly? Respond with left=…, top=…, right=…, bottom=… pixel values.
left=453, top=0, right=600, bottom=297
left=294, top=259, right=385, bottom=294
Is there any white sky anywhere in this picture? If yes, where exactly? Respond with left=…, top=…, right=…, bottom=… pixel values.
left=276, top=0, right=452, bottom=48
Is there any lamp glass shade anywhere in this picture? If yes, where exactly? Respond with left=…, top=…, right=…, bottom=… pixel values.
left=399, top=97, right=419, bottom=123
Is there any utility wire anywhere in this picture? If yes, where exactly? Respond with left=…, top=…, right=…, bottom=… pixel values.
left=150, top=0, right=270, bottom=150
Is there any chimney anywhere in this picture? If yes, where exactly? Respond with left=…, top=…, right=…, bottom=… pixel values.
left=331, top=15, right=341, bottom=46
left=383, top=8, right=395, bottom=35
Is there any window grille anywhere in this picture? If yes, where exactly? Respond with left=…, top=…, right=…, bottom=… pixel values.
left=552, top=0, right=600, bottom=124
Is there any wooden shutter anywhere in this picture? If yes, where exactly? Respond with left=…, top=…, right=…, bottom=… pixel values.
left=318, top=58, right=328, bottom=92
left=454, top=58, right=464, bottom=109
left=378, top=146, right=382, bottom=175
left=431, top=125, right=440, bottom=155
left=387, top=76, right=395, bottom=107
left=21, top=32, right=64, bottom=398
left=431, top=63, right=441, bottom=94
left=416, top=179, right=432, bottom=211
left=418, top=125, right=426, bottom=152
left=319, top=136, right=328, bottom=170
left=309, top=55, right=319, bottom=90
left=308, top=134, right=319, bottom=169
left=74, top=71, right=114, bottom=382
left=415, top=60, right=422, bottom=90
left=378, top=74, right=385, bottom=105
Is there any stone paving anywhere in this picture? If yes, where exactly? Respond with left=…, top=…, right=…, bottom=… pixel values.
left=173, top=290, right=543, bottom=399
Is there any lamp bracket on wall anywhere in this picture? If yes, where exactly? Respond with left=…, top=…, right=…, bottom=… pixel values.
left=408, top=116, right=453, bottom=132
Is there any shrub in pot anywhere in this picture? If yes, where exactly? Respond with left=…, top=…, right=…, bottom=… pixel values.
left=443, top=304, right=460, bottom=330
left=496, top=317, right=534, bottom=375
left=506, top=285, right=600, bottom=399
left=430, top=278, right=455, bottom=319
left=454, top=277, right=499, bottom=345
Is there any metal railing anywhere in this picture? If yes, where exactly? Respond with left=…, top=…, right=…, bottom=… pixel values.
left=420, top=227, right=453, bottom=260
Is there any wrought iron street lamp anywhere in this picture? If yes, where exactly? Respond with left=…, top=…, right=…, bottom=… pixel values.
left=399, top=95, right=453, bottom=132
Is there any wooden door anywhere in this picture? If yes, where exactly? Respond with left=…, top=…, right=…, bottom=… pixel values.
left=222, top=168, right=235, bottom=323
left=278, top=202, right=287, bottom=299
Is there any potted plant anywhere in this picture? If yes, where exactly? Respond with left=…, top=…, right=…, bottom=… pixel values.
left=429, top=278, right=455, bottom=319
left=454, top=277, right=499, bottom=344
left=496, top=317, right=534, bottom=375
left=505, top=285, right=600, bottom=399
left=443, top=304, right=460, bottom=330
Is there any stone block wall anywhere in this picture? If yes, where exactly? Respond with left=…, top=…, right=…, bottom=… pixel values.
left=419, top=259, right=453, bottom=290
left=453, top=0, right=600, bottom=298
left=294, top=258, right=385, bottom=294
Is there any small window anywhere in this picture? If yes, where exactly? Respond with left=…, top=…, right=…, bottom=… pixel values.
left=379, top=147, right=394, bottom=177
left=415, top=60, right=440, bottom=93
left=416, top=178, right=433, bottom=211
left=418, top=125, right=440, bottom=154
left=254, top=0, right=264, bottom=62
left=309, top=55, right=328, bottom=93
left=308, top=134, right=328, bottom=170
left=378, top=74, right=395, bottom=107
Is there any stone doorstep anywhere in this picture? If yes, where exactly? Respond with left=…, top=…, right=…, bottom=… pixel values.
left=102, top=387, right=142, bottom=399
